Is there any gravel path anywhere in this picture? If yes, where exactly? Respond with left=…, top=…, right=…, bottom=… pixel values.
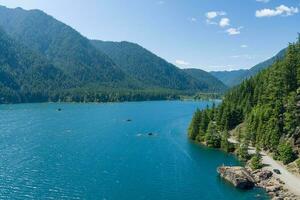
left=229, top=138, right=300, bottom=196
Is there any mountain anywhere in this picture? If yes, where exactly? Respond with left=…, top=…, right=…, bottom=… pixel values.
left=210, top=49, right=286, bottom=87
left=0, top=5, right=131, bottom=87
left=0, top=28, right=72, bottom=103
left=183, top=68, right=228, bottom=92
left=0, top=5, right=228, bottom=103
left=91, top=40, right=222, bottom=92
left=188, top=38, right=300, bottom=163
left=210, top=69, right=247, bottom=87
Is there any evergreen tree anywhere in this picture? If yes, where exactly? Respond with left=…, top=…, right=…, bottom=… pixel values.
left=205, top=121, right=221, bottom=148
left=237, top=142, right=250, bottom=161
left=277, top=141, right=295, bottom=164
left=188, top=109, right=202, bottom=140
left=250, top=151, right=263, bottom=170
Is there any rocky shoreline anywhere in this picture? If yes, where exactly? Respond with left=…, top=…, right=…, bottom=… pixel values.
left=218, top=166, right=300, bottom=200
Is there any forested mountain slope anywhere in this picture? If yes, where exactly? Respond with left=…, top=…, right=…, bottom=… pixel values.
left=0, top=6, right=131, bottom=87
left=210, top=49, right=286, bottom=87
left=183, top=68, right=227, bottom=92
left=0, top=5, right=229, bottom=103
left=0, top=28, right=72, bottom=103
left=210, top=69, right=247, bottom=87
left=91, top=40, right=219, bottom=91
left=189, top=38, right=300, bottom=164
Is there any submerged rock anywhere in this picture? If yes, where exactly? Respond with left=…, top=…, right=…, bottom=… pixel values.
left=217, top=166, right=255, bottom=189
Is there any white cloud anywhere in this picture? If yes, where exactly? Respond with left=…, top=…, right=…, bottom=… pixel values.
left=231, top=54, right=257, bottom=59
left=241, top=44, right=248, bottom=48
left=226, top=27, right=242, bottom=35
left=188, top=17, right=197, bottom=22
left=175, top=60, right=190, bottom=66
left=206, top=11, right=226, bottom=19
left=206, top=65, right=237, bottom=71
left=256, top=5, right=299, bottom=17
left=219, top=18, right=230, bottom=27
left=205, top=11, right=226, bottom=25
left=256, top=0, right=270, bottom=3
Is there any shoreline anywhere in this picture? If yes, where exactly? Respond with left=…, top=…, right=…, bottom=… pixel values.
left=0, top=99, right=219, bottom=106
left=230, top=138, right=300, bottom=199
left=196, top=138, right=300, bottom=199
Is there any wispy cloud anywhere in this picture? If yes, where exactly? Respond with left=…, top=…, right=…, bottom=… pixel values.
left=206, top=65, right=237, bottom=71
left=188, top=17, right=197, bottom=22
left=157, top=1, right=165, bottom=5
left=256, top=0, right=271, bottom=3
left=205, top=11, right=226, bottom=25
left=175, top=60, right=190, bottom=66
left=230, top=54, right=257, bottom=59
left=256, top=5, right=299, bottom=17
left=219, top=18, right=230, bottom=27
left=241, top=44, right=248, bottom=48
left=226, top=27, right=242, bottom=35
left=205, top=11, right=242, bottom=36
left=206, top=11, right=226, bottom=19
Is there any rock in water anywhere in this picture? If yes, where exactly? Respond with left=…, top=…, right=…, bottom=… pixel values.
left=217, top=166, right=255, bottom=189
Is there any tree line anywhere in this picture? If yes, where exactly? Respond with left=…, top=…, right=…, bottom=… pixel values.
left=188, top=36, right=300, bottom=166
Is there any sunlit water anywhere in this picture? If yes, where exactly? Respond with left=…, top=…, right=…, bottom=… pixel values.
left=0, top=101, right=269, bottom=199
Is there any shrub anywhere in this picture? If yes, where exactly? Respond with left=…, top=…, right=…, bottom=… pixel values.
left=277, top=142, right=295, bottom=165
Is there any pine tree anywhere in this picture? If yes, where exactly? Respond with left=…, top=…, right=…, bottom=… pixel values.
left=277, top=141, right=295, bottom=164
left=205, top=121, right=221, bottom=148
left=188, top=109, right=202, bottom=140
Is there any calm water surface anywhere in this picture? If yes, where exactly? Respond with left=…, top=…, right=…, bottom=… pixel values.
left=0, top=101, right=269, bottom=200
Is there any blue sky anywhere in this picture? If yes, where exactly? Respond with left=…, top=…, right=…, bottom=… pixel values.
left=0, top=0, right=299, bottom=71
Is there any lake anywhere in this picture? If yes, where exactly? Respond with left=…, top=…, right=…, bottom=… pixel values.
left=0, top=101, right=269, bottom=199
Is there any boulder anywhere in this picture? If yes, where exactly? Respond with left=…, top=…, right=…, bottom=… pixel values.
left=217, top=166, right=255, bottom=189
left=258, top=170, right=273, bottom=180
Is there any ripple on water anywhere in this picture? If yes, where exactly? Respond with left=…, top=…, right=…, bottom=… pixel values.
left=0, top=102, right=269, bottom=200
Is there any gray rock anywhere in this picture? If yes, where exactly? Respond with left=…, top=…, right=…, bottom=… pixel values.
left=258, top=170, right=273, bottom=180
left=217, top=166, right=255, bottom=189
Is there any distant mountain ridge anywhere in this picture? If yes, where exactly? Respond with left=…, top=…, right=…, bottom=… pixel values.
left=0, top=5, right=227, bottom=103
left=210, top=69, right=247, bottom=87
left=210, top=48, right=287, bottom=87
left=182, top=68, right=227, bottom=92
left=91, top=40, right=227, bottom=92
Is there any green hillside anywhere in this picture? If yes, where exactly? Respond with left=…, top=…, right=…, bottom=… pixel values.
left=183, top=68, right=228, bottom=92
left=210, top=49, right=286, bottom=87
left=0, top=6, right=229, bottom=103
left=91, top=40, right=220, bottom=92
left=189, top=38, right=300, bottom=164
left=210, top=70, right=247, bottom=88
left=0, top=28, right=72, bottom=103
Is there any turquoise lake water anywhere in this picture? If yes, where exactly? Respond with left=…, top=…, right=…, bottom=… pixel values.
left=0, top=101, right=269, bottom=199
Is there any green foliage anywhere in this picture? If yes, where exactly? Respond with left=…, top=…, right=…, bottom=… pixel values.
left=211, top=49, right=286, bottom=87
left=188, top=109, right=202, bottom=140
left=91, top=40, right=225, bottom=92
left=236, top=142, right=251, bottom=162
left=220, top=130, right=235, bottom=152
left=0, top=6, right=227, bottom=104
left=189, top=38, right=300, bottom=157
left=183, top=69, right=227, bottom=92
left=205, top=121, right=221, bottom=148
left=296, top=159, right=300, bottom=170
left=277, top=141, right=295, bottom=165
left=250, top=151, right=263, bottom=170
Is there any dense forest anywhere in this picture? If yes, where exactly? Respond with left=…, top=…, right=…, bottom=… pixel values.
left=0, top=6, right=292, bottom=104
left=189, top=37, right=300, bottom=165
left=0, top=6, right=227, bottom=104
